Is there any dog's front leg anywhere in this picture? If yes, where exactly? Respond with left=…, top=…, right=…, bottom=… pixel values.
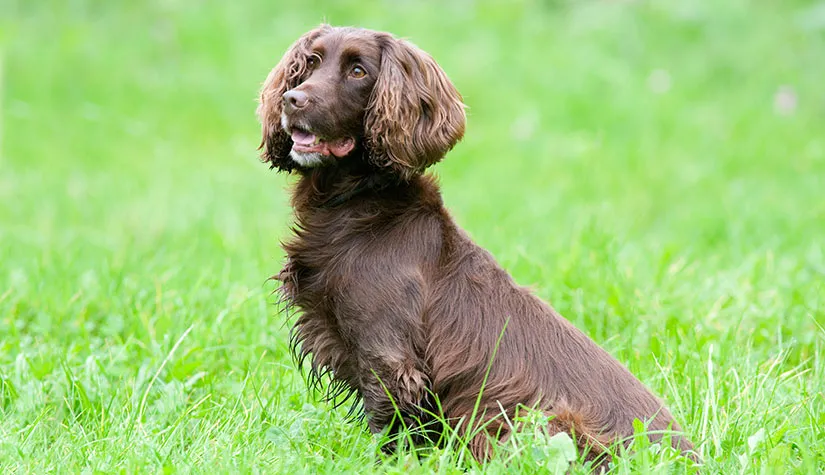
left=336, top=271, right=432, bottom=450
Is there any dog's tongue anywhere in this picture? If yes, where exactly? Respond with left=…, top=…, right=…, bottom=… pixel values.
left=291, top=129, right=316, bottom=146
left=290, top=130, right=355, bottom=158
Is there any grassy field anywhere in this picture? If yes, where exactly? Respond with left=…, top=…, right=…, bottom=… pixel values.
left=2, top=0, right=824, bottom=472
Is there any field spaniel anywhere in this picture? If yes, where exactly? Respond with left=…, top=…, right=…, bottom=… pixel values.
left=256, top=24, right=696, bottom=468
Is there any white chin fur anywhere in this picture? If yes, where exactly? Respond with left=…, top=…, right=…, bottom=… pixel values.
left=283, top=114, right=324, bottom=167
left=290, top=150, right=326, bottom=167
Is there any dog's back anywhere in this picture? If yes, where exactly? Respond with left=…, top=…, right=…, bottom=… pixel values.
left=421, top=205, right=694, bottom=461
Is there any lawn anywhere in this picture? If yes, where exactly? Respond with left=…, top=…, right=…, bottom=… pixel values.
left=1, top=0, right=824, bottom=472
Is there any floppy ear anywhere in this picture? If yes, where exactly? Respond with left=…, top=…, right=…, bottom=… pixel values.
left=257, top=25, right=330, bottom=171
left=365, top=36, right=466, bottom=179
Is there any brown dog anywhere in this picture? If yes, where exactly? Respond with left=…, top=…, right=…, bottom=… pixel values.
left=257, top=24, right=695, bottom=467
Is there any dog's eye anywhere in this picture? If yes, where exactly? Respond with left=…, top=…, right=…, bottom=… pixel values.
left=306, top=54, right=321, bottom=69
left=350, top=65, right=366, bottom=78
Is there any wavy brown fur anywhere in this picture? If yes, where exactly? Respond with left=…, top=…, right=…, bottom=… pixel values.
left=256, top=25, right=696, bottom=468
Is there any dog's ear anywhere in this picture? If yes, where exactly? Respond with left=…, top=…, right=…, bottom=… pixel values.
left=365, top=35, right=466, bottom=179
left=257, top=25, right=330, bottom=171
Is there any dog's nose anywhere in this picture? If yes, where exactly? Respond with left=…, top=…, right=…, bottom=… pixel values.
left=283, top=90, right=309, bottom=110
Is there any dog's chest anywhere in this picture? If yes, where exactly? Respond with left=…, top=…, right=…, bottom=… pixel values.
left=279, top=227, right=380, bottom=389
left=280, top=249, right=340, bottom=312
left=282, top=227, right=362, bottom=299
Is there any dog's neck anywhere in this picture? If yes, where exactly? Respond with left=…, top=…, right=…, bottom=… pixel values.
left=291, top=158, right=404, bottom=211
left=288, top=157, right=445, bottom=219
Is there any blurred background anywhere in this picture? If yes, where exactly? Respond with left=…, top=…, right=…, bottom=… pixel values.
left=1, top=0, right=824, bottom=472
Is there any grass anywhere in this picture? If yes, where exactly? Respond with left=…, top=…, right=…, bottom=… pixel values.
left=1, top=0, right=824, bottom=472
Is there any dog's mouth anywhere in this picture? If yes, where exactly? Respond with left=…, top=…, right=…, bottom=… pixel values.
left=290, top=127, right=356, bottom=158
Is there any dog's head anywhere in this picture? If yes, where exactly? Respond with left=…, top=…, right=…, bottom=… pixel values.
left=257, top=25, right=466, bottom=179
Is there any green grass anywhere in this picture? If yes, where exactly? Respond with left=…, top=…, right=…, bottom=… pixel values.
left=2, top=0, right=824, bottom=472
